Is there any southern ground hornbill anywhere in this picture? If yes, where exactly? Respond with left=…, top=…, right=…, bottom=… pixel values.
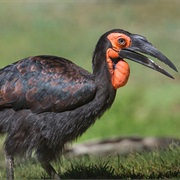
left=0, top=29, right=177, bottom=179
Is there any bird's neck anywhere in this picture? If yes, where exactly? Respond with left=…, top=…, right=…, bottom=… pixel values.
left=91, top=52, right=117, bottom=118
left=92, top=49, right=113, bottom=88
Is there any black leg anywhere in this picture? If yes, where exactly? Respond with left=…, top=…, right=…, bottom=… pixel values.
left=39, top=160, right=61, bottom=180
left=36, top=147, right=61, bottom=180
left=4, top=150, right=14, bottom=180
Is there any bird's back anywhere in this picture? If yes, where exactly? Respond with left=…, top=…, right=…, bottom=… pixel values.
left=0, top=55, right=96, bottom=113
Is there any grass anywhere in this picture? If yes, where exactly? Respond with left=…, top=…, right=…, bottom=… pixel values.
left=0, top=0, right=179, bottom=179
left=61, top=146, right=180, bottom=179
left=0, top=145, right=179, bottom=179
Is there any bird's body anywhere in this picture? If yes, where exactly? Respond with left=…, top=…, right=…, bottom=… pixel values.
left=0, top=55, right=115, bottom=160
left=0, top=29, right=177, bottom=179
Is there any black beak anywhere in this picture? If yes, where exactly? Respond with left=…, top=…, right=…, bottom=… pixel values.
left=119, top=34, right=178, bottom=79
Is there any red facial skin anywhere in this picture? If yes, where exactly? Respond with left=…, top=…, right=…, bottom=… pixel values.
left=107, top=33, right=131, bottom=89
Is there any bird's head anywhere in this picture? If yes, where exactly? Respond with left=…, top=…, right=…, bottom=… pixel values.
left=93, top=29, right=177, bottom=89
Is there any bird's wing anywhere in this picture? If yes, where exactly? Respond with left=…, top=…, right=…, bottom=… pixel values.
left=0, top=55, right=96, bottom=113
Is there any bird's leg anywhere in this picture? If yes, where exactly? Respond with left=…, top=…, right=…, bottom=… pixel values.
left=39, top=161, right=61, bottom=180
left=36, top=146, right=61, bottom=179
left=4, top=150, right=14, bottom=180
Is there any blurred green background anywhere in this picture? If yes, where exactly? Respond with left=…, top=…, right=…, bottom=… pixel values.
left=0, top=0, right=179, bottom=145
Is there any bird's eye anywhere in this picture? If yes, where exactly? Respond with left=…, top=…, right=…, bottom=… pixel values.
left=118, top=38, right=126, bottom=45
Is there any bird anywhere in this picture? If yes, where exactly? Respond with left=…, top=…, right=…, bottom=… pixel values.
left=0, top=29, right=177, bottom=179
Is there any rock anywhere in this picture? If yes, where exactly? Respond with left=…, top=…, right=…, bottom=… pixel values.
left=64, top=136, right=180, bottom=157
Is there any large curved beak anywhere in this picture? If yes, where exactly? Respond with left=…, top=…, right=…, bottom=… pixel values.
left=119, top=34, right=178, bottom=79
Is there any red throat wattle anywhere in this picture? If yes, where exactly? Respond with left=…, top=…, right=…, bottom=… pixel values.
left=106, top=48, right=130, bottom=89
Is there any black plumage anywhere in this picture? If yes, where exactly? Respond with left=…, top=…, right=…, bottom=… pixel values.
left=0, top=33, right=116, bottom=180
left=0, top=56, right=97, bottom=113
left=0, top=29, right=177, bottom=179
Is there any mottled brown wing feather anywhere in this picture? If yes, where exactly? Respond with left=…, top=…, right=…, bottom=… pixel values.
left=0, top=55, right=96, bottom=113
